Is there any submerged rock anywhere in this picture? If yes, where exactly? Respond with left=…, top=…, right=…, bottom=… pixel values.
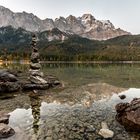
left=0, top=112, right=10, bottom=124
left=46, top=75, right=61, bottom=87
left=98, top=122, right=114, bottom=138
left=0, top=123, right=15, bottom=138
left=115, top=98, right=140, bottom=132
left=119, top=94, right=126, bottom=100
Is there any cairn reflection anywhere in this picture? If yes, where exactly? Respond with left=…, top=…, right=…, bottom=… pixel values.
left=29, top=90, right=41, bottom=135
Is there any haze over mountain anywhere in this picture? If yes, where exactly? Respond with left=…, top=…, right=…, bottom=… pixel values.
left=0, top=5, right=130, bottom=40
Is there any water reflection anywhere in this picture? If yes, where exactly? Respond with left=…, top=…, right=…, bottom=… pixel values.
left=1, top=63, right=140, bottom=139
left=1, top=63, right=140, bottom=88
left=7, top=88, right=140, bottom=140
left=29, top=91, right=41, bottom=135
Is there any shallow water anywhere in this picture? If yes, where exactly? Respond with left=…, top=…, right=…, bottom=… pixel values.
left=0, top=63, right=140, bottom=140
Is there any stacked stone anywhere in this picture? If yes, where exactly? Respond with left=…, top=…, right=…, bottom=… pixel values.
left=29, top=34, right=47, bottom=85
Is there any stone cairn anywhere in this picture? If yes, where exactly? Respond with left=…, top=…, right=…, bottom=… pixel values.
left=29, top=34, right=48, bottom=86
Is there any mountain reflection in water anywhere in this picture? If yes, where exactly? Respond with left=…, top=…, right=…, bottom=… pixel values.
left=0, top=63, right=140, bottom=139
left=6, top=87, right=140, bottom=140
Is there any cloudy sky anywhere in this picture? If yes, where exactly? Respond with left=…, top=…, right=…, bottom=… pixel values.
left=0, top=0, right=139, bottom=34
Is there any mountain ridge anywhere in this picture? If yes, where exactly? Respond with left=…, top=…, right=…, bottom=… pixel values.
left=0, top=5, right=130, bottom=40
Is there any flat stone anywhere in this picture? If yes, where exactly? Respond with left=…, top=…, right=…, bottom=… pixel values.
left=32, top=47, right=38, bottom=52
left=45, top=75, right=61, bottom=86
left=0, top=123, right=15, bottom=138
left=30, top=76, right=48, bottom=84
left=53, top=80, right=61, bottom=86
left=22, top=83, right=49, bottom=90
left=29, top=69, right=44, bottom=77
left=30, top=63, right=41, bottom=70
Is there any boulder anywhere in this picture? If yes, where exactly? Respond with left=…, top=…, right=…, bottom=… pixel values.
left=0, top=123, right=15, bottom=138
left=0, top=82, right=20, bottom=93
left=115, top=98, right=140, bottom=132
left=0, top=70, right=18, bottom=82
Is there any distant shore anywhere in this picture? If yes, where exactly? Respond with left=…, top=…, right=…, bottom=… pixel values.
left=41, top=61, right=140, bottom=64
left=1, top=60, right=140, bottom=64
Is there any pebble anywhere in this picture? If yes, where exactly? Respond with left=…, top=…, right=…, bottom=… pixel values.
left=98, top=128, right=114, bottom=139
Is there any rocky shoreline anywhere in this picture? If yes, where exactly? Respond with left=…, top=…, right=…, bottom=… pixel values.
left=0, top=82, right=140, bottom=139
left=0, top=112, right=15, bottom=138
left=116, top=98, right=140, bottom=132
left=0, top=69, right=61, bottom=93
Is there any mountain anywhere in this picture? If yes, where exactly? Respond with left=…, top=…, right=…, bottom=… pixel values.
left=0, top=26, right=72, bottom=45
left=0, top=5, right=130, bottom=40
left=0, top=26, right=140, bottom=62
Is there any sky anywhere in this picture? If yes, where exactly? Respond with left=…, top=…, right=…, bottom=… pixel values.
left=0, top=0, right=139, bottom=34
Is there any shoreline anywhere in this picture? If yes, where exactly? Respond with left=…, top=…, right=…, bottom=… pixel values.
left=1, top=60, right=140, bottom=64
left=41, top=60, right=140, bottom=64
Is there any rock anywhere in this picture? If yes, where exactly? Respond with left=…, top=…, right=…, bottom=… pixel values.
left=0, top=70, right=20, bottom=93
left=28, top=34, right=52, bottom=90
left=22, top=83, right=49, bottom=90
left=0, top=82, right=20, bottom=93
left=0, top=123, right=15, bottom=138
left=0, top=70, right=18, bottom=82
left=0, top=112, right=10, bottom=124
left=101, top=122, right=108, bottom=129
left=45, top=75, right=61, bottom=86
left=98, top=122, right=114, bottom=138
left=29, top=69, right=44, bottom=77
left=30, top=63, right=41, bottom=70
left=99, top=129, right=114, bottom=139
left=32, top=47, right=38, bottom=52
left=115, top=98, right=140, bottom=132
left=30, top=76, right=48, bottom=84
left=119, top=95, right=126, bottom=100
left=26, top=34, right=61, bottom=91
left=53, top=80, right=61, bottom=86
left=85, top=125, right=96, bottom=133
left=31, top=52, right=39, bottom=63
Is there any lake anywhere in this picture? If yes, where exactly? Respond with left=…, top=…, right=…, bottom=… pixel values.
left=0, top=63, right=140, bottom=140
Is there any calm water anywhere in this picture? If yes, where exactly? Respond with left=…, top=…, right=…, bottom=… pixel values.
left=2, top=62, right=140, bottom=88
left=0, top=63, right=140, bottom=140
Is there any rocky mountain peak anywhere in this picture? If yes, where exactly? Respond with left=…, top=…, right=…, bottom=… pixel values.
left=81, top=14, right=95, bottom=21
left=0, top=5, right=130, bottom=40
left=100, top=20, right=115, bottom=29
left=66, top=15, right=77, bottom=22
